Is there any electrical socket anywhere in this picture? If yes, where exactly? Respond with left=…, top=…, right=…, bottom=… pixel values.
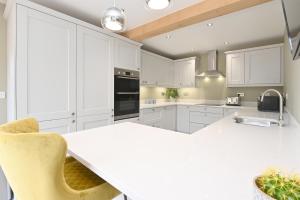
left=0, top=91, right=6, bottom=99
left=237, top=93, right=245, bottom=97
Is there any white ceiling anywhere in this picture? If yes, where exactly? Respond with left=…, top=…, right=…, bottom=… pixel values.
left=143, top=0, right=286, bottom=58
left=27, top=0, right=202, bottom=29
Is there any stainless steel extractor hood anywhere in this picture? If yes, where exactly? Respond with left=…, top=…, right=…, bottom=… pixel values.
left=196, top=50, right=224, bottom=77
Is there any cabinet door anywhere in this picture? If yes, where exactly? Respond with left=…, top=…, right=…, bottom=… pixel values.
left=141, top=52, right=158, bottom=85
left=176, top=105, right=190, bottom=133
left=17, top=6, right=76, bottom=121
left=189, top=123, right=206, bottom=133
left=226, top=53, right=245, bottom=86
left=77, top=114, right=113, bottom=131
left=158, top=59, right=174, bottom=87
left=184, top=59, right=196, bottom=87
left=245, top=47, right=282, bottom=85
left=77, top=26, right=114, bottom=118
left=161, top=106, right=176, bottom=131
left=174, top=61, right=185, bottom=88
left=115, top=39, right=140, bottom=71
left=39, top=118, right=76, bottom=134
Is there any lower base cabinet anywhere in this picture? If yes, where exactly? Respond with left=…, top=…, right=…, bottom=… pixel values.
left=140, top=106, right=176, bottom=131
left=39, top=118, right=76, bottom=134
left=161, top=106, right=176, bottom=131
left=189, top=123, right=206, bottom=133
left=177, top=105, right=190, bottom=133
left=77, top=114, right=113, bottom=131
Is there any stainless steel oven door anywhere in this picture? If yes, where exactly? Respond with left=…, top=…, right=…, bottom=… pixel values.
left=114, top=92, right=139, bottom=121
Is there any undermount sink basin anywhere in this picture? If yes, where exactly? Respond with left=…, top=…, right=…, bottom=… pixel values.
left=233, top=116, right=279, bottom=127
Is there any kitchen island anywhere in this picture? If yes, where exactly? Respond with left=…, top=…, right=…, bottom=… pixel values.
left=64, top=110, right=300, bottom=200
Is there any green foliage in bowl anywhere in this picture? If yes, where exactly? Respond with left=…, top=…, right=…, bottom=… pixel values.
left=256, top=169, right=300, bottom=200
left=166, top=88, right=179, bottom=99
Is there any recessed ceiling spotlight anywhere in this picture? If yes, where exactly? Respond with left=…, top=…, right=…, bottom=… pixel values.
left=206, top=23, right=213, bottom=27
left=224, top=41, right=229, bottom=45
left=146, top=0, right=171, bottom=10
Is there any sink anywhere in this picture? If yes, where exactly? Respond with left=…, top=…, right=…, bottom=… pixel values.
left=233, top=116, right=279, bottom=127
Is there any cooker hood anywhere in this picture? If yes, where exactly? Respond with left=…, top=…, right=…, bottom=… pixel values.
left=196, top=50, right=224, bottom=77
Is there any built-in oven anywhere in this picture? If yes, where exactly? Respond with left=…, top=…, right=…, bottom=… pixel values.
left=114, top=68, right=140, bottom=121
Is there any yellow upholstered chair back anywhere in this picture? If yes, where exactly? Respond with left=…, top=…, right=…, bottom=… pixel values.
left=0, top=118, right=39, bottom=133
left=0, top=132, right=81, bottom=200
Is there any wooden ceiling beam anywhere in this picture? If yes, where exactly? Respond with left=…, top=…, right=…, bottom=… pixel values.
left=122, top=0, right=273, bottom=41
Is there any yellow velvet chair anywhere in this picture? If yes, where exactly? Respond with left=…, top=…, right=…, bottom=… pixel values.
left=0, top=118, right=120, bottom=200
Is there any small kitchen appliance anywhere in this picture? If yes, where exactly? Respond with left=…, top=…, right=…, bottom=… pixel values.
left=225, top=96, right=241, bottom=106
left=257, top=96, right=281, bottom=112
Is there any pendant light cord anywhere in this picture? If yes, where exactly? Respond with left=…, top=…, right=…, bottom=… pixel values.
left=113, top=0, right=116, bottom=7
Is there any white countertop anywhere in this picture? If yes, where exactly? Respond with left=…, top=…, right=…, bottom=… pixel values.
left=64, top=110, right=300, bottom=200
left=140, top=101, right=256, bottom=109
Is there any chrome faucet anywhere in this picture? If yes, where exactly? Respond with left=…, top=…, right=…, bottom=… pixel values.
left=261, top=89, right=284, bottom=127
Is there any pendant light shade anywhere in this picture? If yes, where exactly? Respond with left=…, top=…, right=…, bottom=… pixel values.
left=146, top=0, right=170, bottom=10
left=101, top=2, right=126, bottom=32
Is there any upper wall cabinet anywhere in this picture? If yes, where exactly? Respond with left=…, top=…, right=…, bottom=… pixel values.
left=225, top=44, right=284, bottom=87
left=141, top=50, right=196, bottom=88
left=141, top=50, right=174, bottom=87
left=174, top=58, right=196, bottom=88
left=114, top=39, right=141, bottom=71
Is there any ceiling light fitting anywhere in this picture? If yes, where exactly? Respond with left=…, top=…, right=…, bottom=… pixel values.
left=146, top=0, right=171, bottom=10
left=206, top=23, right=213, bottom=27
left=101, top=0, right=126, bottom=32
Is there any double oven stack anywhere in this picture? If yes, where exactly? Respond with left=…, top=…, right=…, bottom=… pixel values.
left=114, top=68, right=140, bottom=121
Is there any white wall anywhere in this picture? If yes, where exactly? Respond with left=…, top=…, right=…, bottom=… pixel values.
left=0, top=4, right=6, bottom=124
left=284, top=33, right=300, bottom=123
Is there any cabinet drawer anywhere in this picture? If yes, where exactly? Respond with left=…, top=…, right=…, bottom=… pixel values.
left=189, top=123, right=206, bottom=133
left=141, top=108, right=162, bottom=122
left=206, top=107, right=224, bottom=114
left=189, top=106, right=206, bottom=112
left=190, top=111, right=206, bottom=124
left=205, top=113, right=223, bottom=124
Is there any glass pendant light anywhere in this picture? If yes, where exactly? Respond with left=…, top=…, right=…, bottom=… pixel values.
left=146, top=0, right=171, bottom=10
left=101, top=0, right=126, bottom=32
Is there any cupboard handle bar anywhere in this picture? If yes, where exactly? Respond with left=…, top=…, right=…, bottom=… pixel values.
left=117, top=76, right=139, bottom=80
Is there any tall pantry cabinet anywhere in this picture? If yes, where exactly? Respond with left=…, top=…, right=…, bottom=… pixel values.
left=5, top=1, right=142, bottom=134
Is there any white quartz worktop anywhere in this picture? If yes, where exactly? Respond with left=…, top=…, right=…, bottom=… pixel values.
left=65, top=109, right=300, bottom=200
left=140, top=101, right=256, bottom=109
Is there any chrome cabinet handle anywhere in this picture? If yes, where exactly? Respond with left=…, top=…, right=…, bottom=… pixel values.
left=72, top=112, right=75, bottom=116
left=72, top=120, right=76, bottom=123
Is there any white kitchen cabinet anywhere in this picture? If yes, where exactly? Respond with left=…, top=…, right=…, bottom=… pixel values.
left=77, top=114, right=113, bottom=131
left=77, top=25, right=114, bottom=120
left=189, top=123, right=206, bottom=133
left=114, top=39, right=141, bottom=71
left=161, top=106, right=176, bottom=131
left=16, top=6, right=77, bottom=121
left=226, top=44, right=283, bottom=87
left=245, top=47, right=283, bottom=85
left=226, top=53, right=245, bottom=86
left=141, top=50, right=174, bottom=87
left=39, top=118, right=76, bottom=134
left=176, top=105, right=190, bottom=133
left=189, top=106, right=223, bottom=133
left=158, top=59, right=174, bottom=87
left=174, top=57, right=196, bottom=88
left=140, top=107, right=162, bottom=127
left=141, top=51, right=160, bottom=85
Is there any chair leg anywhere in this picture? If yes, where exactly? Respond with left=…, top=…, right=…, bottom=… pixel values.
left=123, top=194, right=128, bottom=200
